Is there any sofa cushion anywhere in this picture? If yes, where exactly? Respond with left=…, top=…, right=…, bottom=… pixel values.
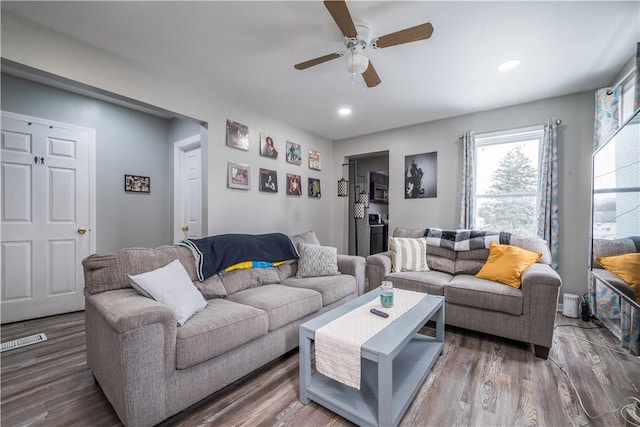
left=385, top=270, right=453, bottom=296
left=455, top=248, right=489, bottom=275
left=426, top=245, right=456, bottom=275
left=280, top=274, right=356, bottom=306
left=592, top=237, right=639, bottom=268
left=510, top=235, right=552, bottom=265
left=392, top=227, right=426, bottom=238
left=128, top=259, right=207, bottom=326
left=82, top=245, right=227, bottom=298
left=219, top=267, right=281, bottom=295
left=446, top=274, right=523, bottom=315
left=596, top=253, right=640, bottom=301
left=476, top=242, right=542, bottom=288
left=389, top=237, right=430, bottom=272
left=296, top=243, right=340, bottom=278
left=175, top=299, right=268, bottom=369
left=226, top=284, right=322, bottom=331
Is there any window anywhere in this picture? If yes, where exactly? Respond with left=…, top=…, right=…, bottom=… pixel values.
left=620, top=71, right=636, bottom=124
left=474, top=127, right=544, bottom=236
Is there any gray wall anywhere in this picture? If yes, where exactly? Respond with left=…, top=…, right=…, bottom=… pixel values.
left=1, top=73, right=173, bottom=252
left=1, top=12, right=337, bottom=246
left=334, top=92, right=596, bottom=298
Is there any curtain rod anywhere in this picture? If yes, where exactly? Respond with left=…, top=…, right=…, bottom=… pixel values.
left=607, top=67, right=635, bottom=95
left=457, top=119, right=562, bottom=139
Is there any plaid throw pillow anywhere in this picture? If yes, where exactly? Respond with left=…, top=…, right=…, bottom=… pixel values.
left=296, top=243, right=340, bottom=278
left=389, top=237, right=430, bottom=272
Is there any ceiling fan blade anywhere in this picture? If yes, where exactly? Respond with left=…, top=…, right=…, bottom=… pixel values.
left=373, top=23, right=434, bottom=49
left=362, top=61, right=381, bottom=88
left=294, top=53, right=342, bottom=70
left=323, top=0, right=357, bottom=38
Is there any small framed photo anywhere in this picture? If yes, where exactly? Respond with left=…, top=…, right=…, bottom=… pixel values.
left=308, top=149, right=321, bottom=171
left=286, top=141, right=301, bottom=165
left=259, top=168, right=278, bottom=193
left=260, top=132, right=278, bottom=158
left=228, top=162, right=250, bottom=190
left=226, top=119, right=249, bottom=151
left=124, top=175, right=150, bottom=193
left=286, top=173, right=302, bottom=196
left=308, top=178, right=321, bottom=198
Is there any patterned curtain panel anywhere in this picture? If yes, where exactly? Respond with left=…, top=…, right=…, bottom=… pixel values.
left=594, top=87, right=620, bottom=151
left=635, top=42, right=640, bottom=112
left=537, top=119, right=559, bottom=270
left=457, top=131, right=476, bottom=229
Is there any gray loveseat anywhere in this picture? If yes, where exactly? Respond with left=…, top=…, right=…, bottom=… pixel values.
left=82, top=231, right=365, bottom=427
left=366, top=228, right=562, bottom=359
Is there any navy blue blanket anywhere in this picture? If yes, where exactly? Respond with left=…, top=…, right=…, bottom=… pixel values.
left=178, top=233, right=299, bottom=281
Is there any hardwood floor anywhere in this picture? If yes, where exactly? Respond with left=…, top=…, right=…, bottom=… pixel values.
left=2, top=311, right=639, bottom=426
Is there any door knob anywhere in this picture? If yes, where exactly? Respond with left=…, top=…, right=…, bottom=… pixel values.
left=181, top=225, right=189, bottom=232
left=77, top=227, right=87, bottom=234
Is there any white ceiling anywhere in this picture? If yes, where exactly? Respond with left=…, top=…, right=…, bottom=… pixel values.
left=2, top=1, right=639, bottom=140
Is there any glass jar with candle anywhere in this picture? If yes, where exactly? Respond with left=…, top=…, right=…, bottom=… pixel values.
left=380, top=281, right=394, bottom=308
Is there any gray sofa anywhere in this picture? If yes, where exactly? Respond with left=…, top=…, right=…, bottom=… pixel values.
left=82, top=231, right=365, bottom=427
left=366, top=228, right=562, bottom=359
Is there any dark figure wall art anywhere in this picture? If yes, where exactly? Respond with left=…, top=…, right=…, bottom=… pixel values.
left=405, top=152, right=437, bottom=199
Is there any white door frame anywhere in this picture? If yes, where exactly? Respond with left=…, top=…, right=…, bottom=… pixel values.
left=173, top=134, right=201, bottom=243
left=1, top=110, right=97, bottom=256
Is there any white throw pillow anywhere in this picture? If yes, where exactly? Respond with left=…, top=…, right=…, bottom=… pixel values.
left=389, top=237, right=430, bottom=272
left=128, top=259, right=207, bottom=326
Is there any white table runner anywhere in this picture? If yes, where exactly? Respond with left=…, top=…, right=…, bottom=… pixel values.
left=315, top=289, right=426, bottom=390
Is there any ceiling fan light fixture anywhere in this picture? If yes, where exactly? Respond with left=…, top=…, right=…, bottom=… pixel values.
left=346, top=46, right=369, bottom=75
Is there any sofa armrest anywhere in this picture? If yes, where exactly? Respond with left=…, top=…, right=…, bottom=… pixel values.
left=521, top=263, right=562, bottom=349
left=84, top=289, right=177, bottom=427
left=366, top=251, right=392, bottom=291
left=337, top=254, right=367, bottom=295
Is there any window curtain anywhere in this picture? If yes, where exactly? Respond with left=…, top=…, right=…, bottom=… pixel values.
left=458, top=131, right=476, bottom=229
left=594, top=87, right=620, bottom=151
left=537, top=119, right=559, bottom=270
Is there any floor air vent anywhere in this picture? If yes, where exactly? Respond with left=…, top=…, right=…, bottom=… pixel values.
left=1, top=333, right=48, bottom=352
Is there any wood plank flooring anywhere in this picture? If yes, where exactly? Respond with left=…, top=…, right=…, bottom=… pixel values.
left=2, top=311, right=639, bottom=426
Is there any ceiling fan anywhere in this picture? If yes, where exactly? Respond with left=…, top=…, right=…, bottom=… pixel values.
left=294, top=0, right=434, bottom=88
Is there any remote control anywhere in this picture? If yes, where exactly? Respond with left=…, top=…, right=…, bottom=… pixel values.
left=370, top=308, right=389, bottom=318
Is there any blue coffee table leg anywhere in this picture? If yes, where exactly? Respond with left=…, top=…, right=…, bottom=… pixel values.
left=378, top=354, right=393, bottom=426
left=299, top=330, right=311, bottom=404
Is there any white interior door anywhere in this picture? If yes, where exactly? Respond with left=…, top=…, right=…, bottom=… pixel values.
left=1, top=112, right=95, bottom=324
left=173, top=135, right=202, bottom=242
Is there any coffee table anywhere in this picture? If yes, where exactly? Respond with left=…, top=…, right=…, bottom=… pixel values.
left=299, top=288, right=444, bottom=427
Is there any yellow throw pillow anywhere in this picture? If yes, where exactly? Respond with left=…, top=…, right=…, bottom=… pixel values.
left=596, top=253, right=640, bottom=301
left=476, top=242, right=542, bottom=288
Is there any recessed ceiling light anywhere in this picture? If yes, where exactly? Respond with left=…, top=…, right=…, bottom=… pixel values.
left=497, top=59, right=520, bottom=72
left=338, top=108, right=352, bottom=116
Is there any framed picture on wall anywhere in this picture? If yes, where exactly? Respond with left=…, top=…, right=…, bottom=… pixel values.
left=405, top=151, right=437, bottom=199
left=308, top=178, right=321, bottom=198
left=259, top=168, right=278, bottom=193
left=286, top=173, right=302, bottom=196
left=260, top=132, right=278, bottom=158
left=308, top=149, right=321, bottom=170
left=225, top=119, right=249, bottom=151
left=124, top=175, right=150, bottom=193
left=228, top=162, right=250, bottom=190
left=286, top=141, right=301, bottom=165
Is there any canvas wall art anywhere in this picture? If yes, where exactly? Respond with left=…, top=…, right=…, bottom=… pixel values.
left=260, top=132, right=278, bottom=158
left=226, top=119, right=249, bottom=151
left=308, top=178, right=321, bottom=198
left=286, top=173, right=302, bottom=196
left=286, top=141, right=301, bottom=165
left=124, top=175, right=150, bottom=193
left=404, top=151, right=437, bottom=199
left=228, top=162, right=250, bottom=190
left=308, top=149, right=321, bottom=170
left=259, top=168, right=278, bottom=193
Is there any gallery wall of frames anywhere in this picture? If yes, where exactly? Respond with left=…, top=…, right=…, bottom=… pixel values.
left=225, top=119, right=323, bottom=198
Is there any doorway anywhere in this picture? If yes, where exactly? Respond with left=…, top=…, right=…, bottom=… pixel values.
left=347, top=151, right=389, bottom=257
left=173, top=134, right=203, bottom=242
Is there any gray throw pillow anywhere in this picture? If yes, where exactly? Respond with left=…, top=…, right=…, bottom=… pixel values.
left=296, top=243, right=340, bottom=278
